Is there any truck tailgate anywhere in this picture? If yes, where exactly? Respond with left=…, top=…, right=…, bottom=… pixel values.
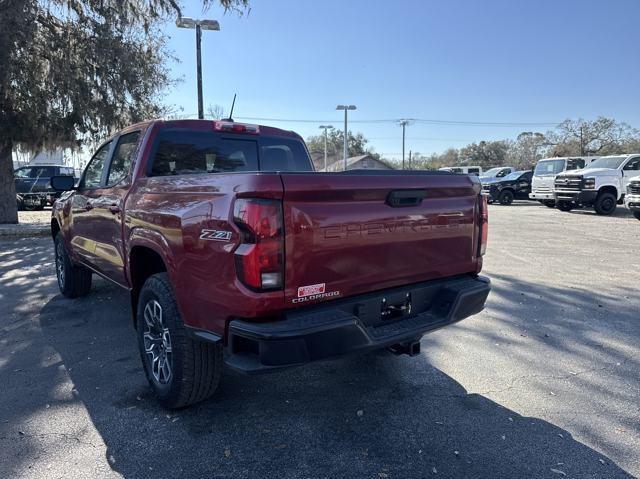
left=281, top=172, right=482, bottom=306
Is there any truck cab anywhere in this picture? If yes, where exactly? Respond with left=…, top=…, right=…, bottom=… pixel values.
left=479, top=167, right=514, bottom=184
left=626, top=175, right=640, bottom=220
left=554, top=154, right=640, bottom=215
left=529, top=157, right=597, bottom=207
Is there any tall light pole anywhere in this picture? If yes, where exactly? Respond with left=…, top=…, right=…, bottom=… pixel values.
left=336, top=105, right=356, bottom=171
left=318, top=125, right=334, bottom=171
left=176, top=17, right=220, bottom=120
left=398, top=119, right=412, bottom=169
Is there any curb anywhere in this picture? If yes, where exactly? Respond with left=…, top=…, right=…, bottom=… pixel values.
left=0, top=225, right=50, bottom=238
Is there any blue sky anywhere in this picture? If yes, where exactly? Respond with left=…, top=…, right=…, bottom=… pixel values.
left=164, top=0, right=640, bottom=160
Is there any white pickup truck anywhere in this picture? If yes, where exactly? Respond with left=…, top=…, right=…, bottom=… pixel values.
left=554, top=154, right=640, bottom=215
left=529, top=157, right=598, bottom=207
left=626, top=175, right=640, bottom=220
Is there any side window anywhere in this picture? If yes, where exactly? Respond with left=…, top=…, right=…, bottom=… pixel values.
left=150, top=131, right=258, bottom=176
left=107, top=131, right=141, bottom=186
left=83, top=142, right=112, bottom=188
left=623, top=158, right=640, bottom=171
left=15, top=168, right=31, bottom=178
left=30, top=167, right=50, bottom=178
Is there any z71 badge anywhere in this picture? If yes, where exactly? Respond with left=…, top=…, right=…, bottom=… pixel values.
left=200, top=229, right=232, bottom=241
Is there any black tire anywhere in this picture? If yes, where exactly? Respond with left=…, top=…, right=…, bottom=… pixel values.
left=54, top=232, right=92, bottom=298
left=557, top=201, right=573, bottom=212
left=137, top=273, right=222, bottom=409
left=543, top=200, right=556, bottom=208
left=634, top=211, right=640, bottom=221
left=498, top=190, right=514, bottom=206
left=593, top=192, right=617, bottom=216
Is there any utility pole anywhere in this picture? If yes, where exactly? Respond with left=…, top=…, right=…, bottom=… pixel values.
left=336, top=105, right=357, bottom=170
left=398, top=119, right=412, bottom=169
left=579, top=125, right=584, bottom=155
left=409, top=150, right=412, bottom=169
left=318, top=125, right=334, bottom=171
left=176, top=17, right=221, bottom=120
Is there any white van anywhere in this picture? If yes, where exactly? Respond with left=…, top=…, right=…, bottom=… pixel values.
left=530, top=157, right=598, bottom=207
left=438, top=166, right=482, bottom=176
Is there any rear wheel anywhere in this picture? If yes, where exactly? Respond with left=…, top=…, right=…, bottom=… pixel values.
left=137, top=273, right=222, bottom=409
left=594, top=192, right=617, bottom=216
left=557, top=201, right=573, bottom=212
left=54, top=232, right=92, bottom=298
left=498, top=190, right=514, bottom=206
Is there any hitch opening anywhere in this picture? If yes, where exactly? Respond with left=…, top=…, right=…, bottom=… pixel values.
left=389, top=340, right=421, bottom=357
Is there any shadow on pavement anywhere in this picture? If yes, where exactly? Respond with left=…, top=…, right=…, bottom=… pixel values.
left=0, top=291, right=632, bottom=478
left=0, top=238, right=635, bottom=478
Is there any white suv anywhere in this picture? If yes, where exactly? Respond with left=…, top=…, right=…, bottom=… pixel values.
left=554, top=154, right=640, bottom=215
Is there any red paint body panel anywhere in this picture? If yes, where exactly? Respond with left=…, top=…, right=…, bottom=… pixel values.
left=53, top=120, right=485, bottom=344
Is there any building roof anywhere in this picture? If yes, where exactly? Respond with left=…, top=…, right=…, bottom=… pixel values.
left=319, top=154, right=393, bottom=172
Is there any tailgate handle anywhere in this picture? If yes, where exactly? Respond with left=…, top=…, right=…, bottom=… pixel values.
left=386, top=189, right=426, bottom=207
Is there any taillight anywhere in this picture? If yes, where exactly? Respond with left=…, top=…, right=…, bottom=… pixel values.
left=213, top=121, right=260, bottom=134
left=479, top=194, right=488, bottom=256
left=233, top=198, right=283, bottom=291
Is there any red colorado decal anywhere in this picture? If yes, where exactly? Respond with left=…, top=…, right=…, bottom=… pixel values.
left=297, top=283, right=326, bottom=298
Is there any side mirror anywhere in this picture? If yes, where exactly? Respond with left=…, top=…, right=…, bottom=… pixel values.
left=50, top=175, right=76, bottom=191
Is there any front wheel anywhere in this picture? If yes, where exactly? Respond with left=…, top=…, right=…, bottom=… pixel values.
left=54, top=232, right=92, bottom=298
left=594, top=192, right=617, bottom=216
left=633, top=211, right=640, bottom=221
left=498, top=190, right=514, bottom=206
left=557, top=201, right=573, bottom=212
left=137, top=273, right=222, bottom=409
left=543, top=200, right=556, bottom=208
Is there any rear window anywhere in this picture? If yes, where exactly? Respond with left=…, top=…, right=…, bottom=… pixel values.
left=150, top=130, right=312, bottom=176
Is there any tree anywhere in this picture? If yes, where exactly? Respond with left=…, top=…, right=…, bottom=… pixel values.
left=207, top=104, right=226, bottom=119
left=506, top=132, right=549, bottom=169
left=306, top=130, right=380, bottom=164
left=0, top=0, right=249, bottom=224
left=459, top=141, right=509, bottom=169
left=547, top=117, right=639, bottom=157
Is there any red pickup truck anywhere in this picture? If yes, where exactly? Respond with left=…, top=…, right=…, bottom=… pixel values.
left=50, top=119, right=490, bottom=408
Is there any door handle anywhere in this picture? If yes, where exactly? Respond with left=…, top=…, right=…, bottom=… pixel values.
left=108, top=204, right=121, bottom=214
left=386, top=189, right=427, bottom=207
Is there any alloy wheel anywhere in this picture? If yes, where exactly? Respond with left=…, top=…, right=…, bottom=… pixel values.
left=143, top=299, right=173, bottom=385
left=55, top=241, right=65, bottom=289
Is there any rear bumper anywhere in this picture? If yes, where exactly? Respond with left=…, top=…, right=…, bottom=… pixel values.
left=224, top=274, right=490, bottom=374
left=529, top=191, right=554, bottom=200
left=554, top=189, right=598, bottom=204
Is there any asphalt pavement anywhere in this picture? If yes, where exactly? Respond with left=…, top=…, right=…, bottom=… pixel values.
left=0, top=202, right=638, bottom=478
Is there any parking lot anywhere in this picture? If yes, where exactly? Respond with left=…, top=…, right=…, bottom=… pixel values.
left=0, top=202, right=638, bottom=478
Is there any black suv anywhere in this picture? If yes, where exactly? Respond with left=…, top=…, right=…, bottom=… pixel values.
left=482, top=170, right=533, bottom=205
left=14, top=165, right=76, bottom=210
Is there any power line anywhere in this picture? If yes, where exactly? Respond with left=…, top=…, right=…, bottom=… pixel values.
left=233, top=116, right=559, bottom=127
left=172, top=113, right=559, bottom=127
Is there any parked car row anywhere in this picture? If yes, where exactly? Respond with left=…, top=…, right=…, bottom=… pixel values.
left=474, top=155, right=640, bottom=220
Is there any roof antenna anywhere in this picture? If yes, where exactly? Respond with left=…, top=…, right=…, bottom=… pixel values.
left=224, top=94, right=237, bottom=122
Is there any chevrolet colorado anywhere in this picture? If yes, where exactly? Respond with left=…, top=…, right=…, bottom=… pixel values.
left=50, top=119, right=491, bottom=408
